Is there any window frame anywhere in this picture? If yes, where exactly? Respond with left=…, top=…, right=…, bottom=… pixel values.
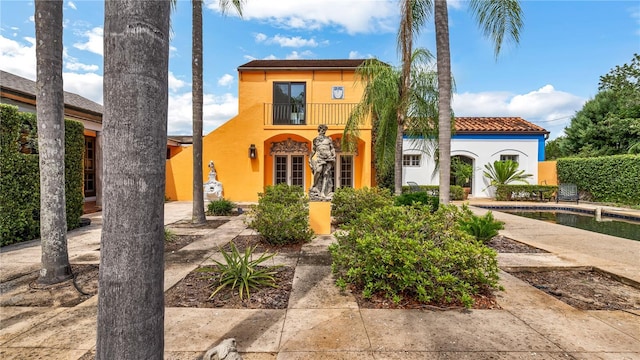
left=402, top=154, right=421, bottom=167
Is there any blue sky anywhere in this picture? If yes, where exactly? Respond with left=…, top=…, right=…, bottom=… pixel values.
left=1, top=0, right=638, bottom=139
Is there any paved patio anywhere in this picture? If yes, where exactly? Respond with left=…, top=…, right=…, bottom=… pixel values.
left=1, top=200, right=639, bottom=359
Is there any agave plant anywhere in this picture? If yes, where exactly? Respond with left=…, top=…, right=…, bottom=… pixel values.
left=200, top=243, right=281, bottom=300
left=483, top=160, right=532, bottom=187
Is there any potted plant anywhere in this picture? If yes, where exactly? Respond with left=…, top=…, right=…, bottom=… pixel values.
left=451, top=158, right=473, bottom=199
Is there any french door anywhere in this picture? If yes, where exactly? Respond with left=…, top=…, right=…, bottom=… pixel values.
left=274, top=155, right=305, bottom=186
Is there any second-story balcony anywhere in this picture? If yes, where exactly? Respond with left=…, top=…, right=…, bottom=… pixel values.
left=264, top=102, right=358, bottom=126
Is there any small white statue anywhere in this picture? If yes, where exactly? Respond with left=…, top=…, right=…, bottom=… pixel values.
left=203, top=338, right=242, bottom=360
left=204, top=159, right=224, bottom=200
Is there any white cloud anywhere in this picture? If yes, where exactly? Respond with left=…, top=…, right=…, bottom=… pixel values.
left=218, top=74, right=234, bottom=87
left=0, top=35, right=36, bottom=80
left=63, top=71, right=104, bottom=104
left=267, top=35, right=318, bottom=48
left=348, top=50, right=374, bottom=59
left=63, top=47, right=99, bottom=72
left=169, top=71, right=188, bottom=92
left=254, top=33, right=268, bottom=42
left=631, top=7, right=640, bottom=36
left=65, top=60, right=99, bottom=72
left=285, top=50, right=314, bottom=60
left=206, top=0, right=398, bottom=35
left=73, top=27, right=103, bottom=56
left=452, top=85, right=586, bottom=139
left=167, top=92, right=238, bottom=135
left=67, top=1, right=77, bottom=10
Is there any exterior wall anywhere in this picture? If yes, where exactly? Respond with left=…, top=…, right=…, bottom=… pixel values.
left=403, top=134, right=544, bottom=198
left=538, top=160, right=558, bottom=185
left=166, top=67, right=372, bottom=202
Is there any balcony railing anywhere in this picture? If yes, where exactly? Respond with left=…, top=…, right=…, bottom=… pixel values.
left=264, top=103, right=358, bottom=126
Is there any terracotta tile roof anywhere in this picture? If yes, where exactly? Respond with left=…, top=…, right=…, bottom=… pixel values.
left=0, top=70, right=103, bottom=116
left=454, top=117, right=548, bottom=135
left=238, top=59, right=370, bottom=71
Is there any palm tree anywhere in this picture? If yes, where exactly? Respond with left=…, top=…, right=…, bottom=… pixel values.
left=344, top=49, right=439, bottom=191
left=34, top=0, right=73, bottom=285
left=97, top=1, right=172, bottom=358
left=192, top=0, right=206, bottom=224
left=433, top=0, right=523, bottom=203
left=192, top=0, right=243, bottom=224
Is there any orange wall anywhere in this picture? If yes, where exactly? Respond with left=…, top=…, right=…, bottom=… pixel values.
left=166, top=67, right=372, bottom=202
left=538, top=161, right=557, bottom=185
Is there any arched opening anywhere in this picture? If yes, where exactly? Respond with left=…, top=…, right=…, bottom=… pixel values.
left=450, top=155, right=474, bottom=197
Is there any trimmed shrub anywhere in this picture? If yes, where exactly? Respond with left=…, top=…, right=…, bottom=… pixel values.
left=207, top=198, right=236, bottom=216
left=247, top=183, right=314, bottom=245
left=394, top=192, right=439, bottom=212
left=400, top=184, right=465, bottom=200
left=331, top=187, right=394, bottom=226
left=494, top=185, right=558, bottom=202
left=557, top=155, right=640, bottom=205
left=329, top=204, right=500, bottom=308
left=0, top=104, right=84, bottom=246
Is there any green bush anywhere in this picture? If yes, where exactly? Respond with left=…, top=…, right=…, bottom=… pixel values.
left=164, top=227, right=177, bottom=242
left=494, top=185, right=558, bottom=201
left=331, top=187, right=394, bottom=226
left=400, top=185, right=465, bottom=200
left=0, top=104, right=84, bottom=246
left=198, top=243, right=281, bottom=300
left=557, top=155, right=640, bottom=205
left=458, top=208, right=504, bottom=243
left=247, top=183, right=314, bottom=245
left=206, top=198, right=236, bottom=216
left=394, top=192, right=439, bottom=212
left=329, top=204, right=500, bottom=308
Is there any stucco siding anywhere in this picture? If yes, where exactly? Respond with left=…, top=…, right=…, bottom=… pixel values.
left=403, top=135, right=541, bottom=198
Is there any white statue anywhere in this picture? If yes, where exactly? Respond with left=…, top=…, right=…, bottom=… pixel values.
left=204, top=160, right=223, bottom=200
left=203, top=338, right=242, bottom=360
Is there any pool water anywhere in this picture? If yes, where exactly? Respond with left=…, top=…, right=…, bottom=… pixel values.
left=501, top=210, right=640, bottom=241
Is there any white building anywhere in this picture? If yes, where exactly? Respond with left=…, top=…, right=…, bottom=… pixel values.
left=403, top=117, right=549, bottom=198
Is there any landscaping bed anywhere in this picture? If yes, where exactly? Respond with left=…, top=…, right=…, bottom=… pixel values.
left=507, top=268, right=640, bottom=310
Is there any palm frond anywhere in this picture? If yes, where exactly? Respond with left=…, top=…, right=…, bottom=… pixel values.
left=218, top=0, right=245, bottom=16
left=469, top=0, right=523, bottom=58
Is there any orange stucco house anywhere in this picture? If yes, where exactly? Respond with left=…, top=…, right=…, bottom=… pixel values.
left=165, top=59, right=374, bottom=202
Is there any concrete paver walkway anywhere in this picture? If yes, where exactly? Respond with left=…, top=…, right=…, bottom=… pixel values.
left=1, top=201, right=639, bottom=359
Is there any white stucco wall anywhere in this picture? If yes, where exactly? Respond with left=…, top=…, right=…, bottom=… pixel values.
left=403, top=137, right=540, bottom=198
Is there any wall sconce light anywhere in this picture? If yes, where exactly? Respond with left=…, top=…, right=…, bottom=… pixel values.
left=248, top=144, right=257, bottom=159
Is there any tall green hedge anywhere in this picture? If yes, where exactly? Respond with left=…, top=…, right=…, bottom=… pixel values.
left=0, top=104, right=85, bottom=246
left=557, top=155, right=640, bottom=205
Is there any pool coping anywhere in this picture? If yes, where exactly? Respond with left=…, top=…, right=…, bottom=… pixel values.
left=474, top=204, right=640, bottom=223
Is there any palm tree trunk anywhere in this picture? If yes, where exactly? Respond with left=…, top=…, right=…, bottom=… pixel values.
left=192, top=0, right=206, bottom=224
left=396, top=0, right=413, bottom=195
left=97, top=1, right=171, bottom=358
left=435, top=0, right=452, bottom=204
left=35, top=0, right=73, bottom=285
left=394, top=121, right=404, bottom=195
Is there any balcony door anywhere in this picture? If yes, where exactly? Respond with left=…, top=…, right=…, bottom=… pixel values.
left=273, top=82, right=306, bottom=125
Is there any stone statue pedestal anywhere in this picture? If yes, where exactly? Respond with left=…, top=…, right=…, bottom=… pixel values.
left=309, top=201, right=331, bottom=235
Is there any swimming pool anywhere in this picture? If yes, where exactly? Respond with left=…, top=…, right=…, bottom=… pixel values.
left=476, top=206, right=640, bottom=241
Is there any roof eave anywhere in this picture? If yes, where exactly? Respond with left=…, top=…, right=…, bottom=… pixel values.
left=454, top=131, right=550, bottom=136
